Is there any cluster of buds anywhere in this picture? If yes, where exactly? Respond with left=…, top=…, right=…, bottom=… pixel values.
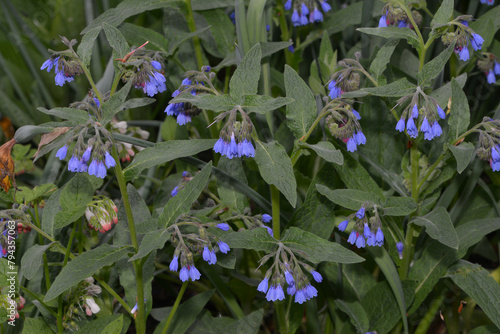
left=171, top=171, right=193, bottom=197
left=111, top=119, right=149, bottom=162
left=325, top=102, right=366, bottom=152
left=61, top=277, right=102, bottom=331
left=16, top=222, right=31, bottom=234
left=378, top=4, right=422, bottom=29
left=119, top=46, right=167, bottom=97
left=477, top=53, right=500, bottom=84
left=394, top=87, right=446, bottom=140
left=216, top=212, right=273, bottom=237
left=0, top=294, right=24, bottom=321
left=212, top=107, right=255, bottom=159
left=257, top=243, right=322, bottom=304
left=285, top=0, right=332, bottom=26
left=168, top=223, right=231, bottom=282
left=40, top=37, right=84, bottom=87
left=84, top=196, right=118, bottom=233
left=327, top=61, right=361, bottom=100
left=164, top=66, right=214, bottom=125
left=441, top=17, right=484, bottom=62
left=476, top=118, right=500, bottom=171
left=338, top=204, right=384, bottom=248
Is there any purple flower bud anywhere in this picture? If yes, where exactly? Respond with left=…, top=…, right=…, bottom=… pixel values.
left=347, top=230, right=357, bottom=244
left=352, top=109, right=361, bottom=120
left=471, top=34, right=484, bottom=51
left=179, top=267, right=189, bottom=281
left=431, top=121, right=442, bottom=137
left=437, top=105, right=446, bottom=119
left=104, top=152, right=116, bottom=169
left=258, top=277, right=269, bottom=293
left=420, top=117, right=430, bottom=132
left=311, top=270, right=323, bottom=283
left=151, top=60, right=162, bottom=70
left=378, top=14, right=388, bottom=28
left=411, top=104, right=419, bottom=118
left=346, top=137, right=357, bottom=152
left=320, top=0, right=332, bottom=12
left=169, top=256, right=179, bottom=271
left=171, top=186, right=178, bottom=197
left=218, top=241, right=230, bottom=254
left=287, top=284, right=296, bottom=295
left=284, top=0, right=292, bottom=10
left=494, top=62, right=500, bottom=76
left=487, top=70, right=496, bottom=84
left=338, top=220, right=349, bottom=232
left=266, top=285, right=276, bottom=301
left=292, top=10, right=300, bottom=26
left=396, top=118, right=406, bottom=132
left=355, top=131, right=366, bottom=145
left=459, top=47, right=470, bottom=61
left=356, top=235, right=366, bottom=248
left=406, top=118, right=418, bottom=138
left=82, top=146, right=92, bottom=162
left=363, top=223, right=371, bottom=238
left=285, top=271, right=295, bottom=285
left=189, top=265, right=201, bottom=281
left=301, top=3, right=309, bottom=15
left=356, top=207, right=365, bottom=219
left=265, top=226, right=274, bottom=237
left=294, top=289, right=307, bottom=304
left=375, top=227, right=384, bottom=244
left=262, top=214, right=272, bottom=223
left=216, top=223, right=230, bottom=231
left=396, top=242, right=404, bottom=259
left=312, top=9, right=323, bottom=22
left=56, top=145, right=68, bottom=160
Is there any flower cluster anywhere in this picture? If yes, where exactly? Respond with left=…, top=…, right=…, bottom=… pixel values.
left=41, top=55, right=83, bottom=86
left=441, top=18, right=484, bottom=62
left=477, top=53, right=500, bottom=84
left=285, top=0, right=332, bottom=26
left=84, top=197, right=118, bottom=233
left=326, top=103, right=366, bottom=152
left=395, top=88, right=446, bottom=141
left=171, top=171, right=192, bottom=197
left=327, top=65, right=361, bottom=100
left=213, top=107, right=255, bottom=159
left=378, top=4, right=422, bottom=29
left=338, top=204, right=385, bottom=248
left=257, top=244, right=322, bottom=304
left=476, top=118, right=500, bottom=171
left=57, top=143, right=116, bottom=179
left=480, top=0, right=494, bottom=5
left=110, top=119, right=150, bottom=162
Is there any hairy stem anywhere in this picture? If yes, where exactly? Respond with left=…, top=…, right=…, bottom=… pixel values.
left=185, top=0, right=204, bottom=69
left=161, top=282, right=188, bottom=334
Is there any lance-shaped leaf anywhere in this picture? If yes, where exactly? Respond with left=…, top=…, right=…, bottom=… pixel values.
left=170, top=94, right=235, bottom=113
left=120, top=23, right=169, bottom=53
left=240, top=95, right=294, bottom=114
left=210, top=227, right=277, bottom=253
left=282, top=227, right=364, bottom=264
left=159, top=163, right=212, bottom=228
left=449, top=78, right=470, bottom=143
left=77, top=26, right=102, bottom=67
left=129, top=229, right=170, bottom=261
left=383, top=197, right=418, bottom=216
left=335, top=300, right=369, bottom=333
left=358, top=27, right=420, bottom=49
left=417, top=42, right=456, bottom=87
left=229, top=44, right=262, bottom=103
left=44, top=245, right=134, bottom=302
left=21, top=243, right=55, bottom=280
left=342, top=78, right=416, bottom=98
left=304, top=142, right=344, bottom=165
left=431, top=0, right=454, bottom=28
left=410, top=207, right=459, bottom=249
left=370, top=39, right=400, bottom=82
left=255, top=141, right=297, bottom=207
left=316, top=186, right=383, bottom=211
left=101, top=81, right=132, bottom=125
left=102, top=22, right=129, bottom=60
left=123, top=139, right=216, bottom=181
left=37, top=107, right=89, bottom=124
left=449, top=142, right=475, bottom=174
left=284, top=65, right=317, bottom=140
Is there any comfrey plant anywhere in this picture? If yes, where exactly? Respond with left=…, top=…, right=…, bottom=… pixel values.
left=2, top=0, right=500, bottom=333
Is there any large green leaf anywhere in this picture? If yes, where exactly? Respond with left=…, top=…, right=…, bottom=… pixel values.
left=417, top=42, right=455, bottom=87
left=202, top=9, right=235, bottom=55
left=342, top=78, right=416, bottom=99
left=229, top=44, right=262, bottom=103
left=129, top=229, right=170, bottom=261
left=170, top=94, right=235, bottom=113
left=449, top=142, right=475, bottom=174
left=188, top=309, right=264, bottom=334
left=211, top=227, right=277, bottom=253
left=382, top=197, right=418, bottom=216
left=370, top=39, right=399, bottom=82
left=37, top=107, right=89, bottom=124
left=159, top=163, right=212, bottom=228
left=254, top=140, right=297, bottom=207
left=357, top=27, right=420, bottom=49
left=123, top=139, right=216, bottom=181
left=284, top=65, right=317, bottom=140
left=44, top=245, right=134, bottom=302
left=449, top=78, right=470, bottom=143
left=217, top=157, right=248, bottom=213
left=333, top=154, right=385, bottom=198
left=335, top=300, right=369, bottom=333
left=102, top=22, right=129, bottom=59
left=77, top=27, right=103, bottom=67
left=304, top=142, right=344, bottom=165
left=411, top=207, right=459, bottom=249
left=316, top=186, right=382, bottom=211
left=21, top=243, right=55, bottom=280
left=431, top=0, right=454, bottom=28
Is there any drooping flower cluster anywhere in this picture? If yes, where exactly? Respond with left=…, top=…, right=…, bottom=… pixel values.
left=326, top=103, right=366, bottom=152
left=394, top=88, right=446, bottom=141
left=477, top=53, right=500, bottom=84
left=285, top=0, right=332, bottom=26
left=212, top=107, right=255, bottom=159
left=327, top=64, right=361, bottom=100
left=378, top=4, right=422, bottom=29
left=59, top=277, right=102, bottom=330
left=338, top=204, right=385, bottom=248
left=441, top=18, right=484, bottom=62
left=171, top=171, right=192, bottom=197
left=480, top=0, right=494, bottom=5
left=84, top=196, right=118, bottom=233
left=165, top=66, right=213, bottom=125
left=257, top=243, right=322, bottom=304
left=41, top=55, right=83, bottom=86
left=476, top=118, right=500, bottom=171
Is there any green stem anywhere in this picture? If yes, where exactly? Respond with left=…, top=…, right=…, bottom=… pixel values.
left=275, top=0, right=292, bottom=66
left=185, top=0, right=204, bottom=69
left=110, top=69, right=124, bottom=96
left=93, top=276, right=132, bottom=313
left=271, top=185, right=281, bottom=240
left=75, top=55, right=104, bottom=106
left=57, top=222, right=77, bottom=332
left=275, top=302, right=288, bottom=333
left=34, top=204, right=51, bottom=292
left=290, top=110, right=330, bottom=166
left=414, top=292, right=445, bottom=334
left=161, top=282, right=188, bottom=334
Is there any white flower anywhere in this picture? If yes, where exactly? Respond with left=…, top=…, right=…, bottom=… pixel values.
left=85, top=296, right=100, bottom=315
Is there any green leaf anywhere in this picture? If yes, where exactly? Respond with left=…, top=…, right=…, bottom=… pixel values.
left=60, top=174, right=93, bottom=210
left=357, top=27, right=420, bottom=49
left=188, top=309, right=264, bottom=334
left=335, top=300, right=369, bottom=333
left=255, top=140, right=297, bottom=207
left=449, top=142, right=475, bottom=174
left=417, top=42, right=456, bottom=87
left=367, top=247, right=409, bottom=334
left=470, top=325, right=500, bottom=334
left=120, top=98, right=156, bottom=111
left=471, top=5, right=500, bottom=49
left=411, top=207, right=458, bottom=249
left=37, top=107, right=89, bottom=124
left=217, top=157, right=248, bottom=213
left=22, top=318, right=54, bottom=334
left=168, top=26, right=212, bottom=56
left=101, top=81, right=133, bottom=125
left=447, top=261, right=500, bottom=330
left=409, top=218, right=500, bottom=313
left=102, top=316, right=124, bottom=334
left=129, top=230, right=170, bottom=261
left=102, top=22, right=129, bottom=59
left=211, top=227, right=277, bottom=253
left=316, top=186, right=382, bottom=211
left=449, top=78, right=470, bottom=143
left=304, top=142, right=344, bottom=165
left=282, top=227, right=365, bottom=264
left=284, top=65, right=317, bottom=139
left=170, top=94, right=235, bottom=113
left=342, top=78, right=416, bottom=99
left=333, top=154, right=385, bottom=198
left=229, top=44, right=262, bottom=103
left=431, top=0, right=454, bottom=28
left=124, top=140, right=216, bottom=181
left=202, top=9, right=235, bottom=55
left=54, top=206, right=87, bottom=230
left=76, top=315, right=128, bottom=334
left=159, top=163, right=212, bottom=228
left=383, top=197, right=418, bottom=216
left=16, top=184, right=57, bottom=204
left=21, top=243, right=55, bottom=280
left=153, top=290, right=215, bottom=334
left=370, top=39, right=399, bottom=81
left=430, top=73, right=467, bottom=108
left=240, top=95, right=294, bottom=114
left=41, top=188, right=63, bottom=237
left=44, top=245, right=134, bottom=302
left=77, top=27, right=103, bottom=68
left=191, top=0, right=233, bottom=10
left=120, top=23, right=169, bottom=53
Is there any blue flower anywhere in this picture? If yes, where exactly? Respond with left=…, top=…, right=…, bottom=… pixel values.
left=437, top=105, right=446, bottom=119
left=356, top=207, right=365, bottom=219
left=366, top=233, right=376, bottom=247
left=312, top=8, right=323, bottom=22
left=375, top=227, right=384, bottom=246
left=68, top=155, right=81, bottom=172
left=292, top=10, right=300, bottom=26
left=299, top=13, right=308, bottom=26
left=491, top=145, right=500, bottom=162
left=209, top=250, right=217, bottom=265
left=176, top=112, right=192, bottom=126
left=287, top=285, right=296, bottom=295
left=265, top=226, right=274, bottom=237
left=216, top=223, right=230, bottom=231
left=151, top=61, right=162, bottom=70
left=487, top=70, right=496, bottom=84
left=179, top=267, right=189, bottom=281
left=203, top=246, right=211, bottom=263
left=284, top=0, right=292, bottom=10
left=378, top=13, right=388, bottom=28
left=56, top=145, right=68, bottom=160
left=262, top=214, right=272, bottom=223
left=346, top=137, right=357, bottom=152
left=294, top=289, right=307, bottom=304
left=301, top=3, right=309, bottom=16
left=40, top=57, right=57, bottom=72
left=411, top=104, right=419, bottom=118
left=104, top=152, right=116, bottom=168
left=171, top=186, right=178, bottom=197
left=406, top=118, right=418, bottom=138
left=396, top=118, right=406, bottom=132
left=214, top=134, right=254, bottom=159
left=266, top=286, right=276, bottom=301
left=424, top=126, right=434, bottom=141
left=237, top=140, right=255, bottom=158
left=229, top=12, right=235, bottom=24
left=396, top=241, right=404, bottom=259
left=494, top=62, right=500, bottom=76
left=320, top=1, right=331, bottom=12
left=218, top=241, right=230, bottom=254
left=431, top=121, right=442, bottom=137
left=169, top=256, right=179, bottom=271
left=275, top=285, right=286, bottom=301
left=398, top=21, right=409, bottom=28
left=288, top=44, right=295, bottom=53
left=338, top=220, right=349, bottom=232
left=354, top=131, right=366, bottom=145
left=189, top=265, right=201, bottom=281
left=304, top=284, right=318, bottom=298
left=347, top=230, right=357, bottom=244
left=356, top=235, right=366, bottom=248
left=257, top=277, right=269, bottom=293
left=82, top=146, right=92, bottom=162
left=471, top=34, right=484, bottom=51
left=328, top=81, right=342, bottom=99
left=363, top=223, right=371, bottom=239
left=130, top=303, right=138, bottom=314
left=491, top=158, right=500, bottom=171
left=311, top=270, right=323, bottom=283
left=285, top=271, right=295, bottom=285
left=459, top=47, right=470, bottom=61
left=352, top=109, right=361, bottom=120
left=480, top=0, right=495, bottom=5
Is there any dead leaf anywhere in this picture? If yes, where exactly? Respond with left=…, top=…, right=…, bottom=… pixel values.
left=0, top=117, right=15, bottom=139
left=0, top=138, right=17, bottom=193
left=33, top=127, right=70, bottom=159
